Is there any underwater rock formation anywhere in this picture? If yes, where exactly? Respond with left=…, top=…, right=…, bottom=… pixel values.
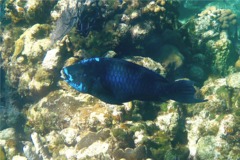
left=1, top=24, right=72, bottom=100
left=6, top=24, right=53, bottom=98
left=50, top=0, right=180, bottom=56
left=1, top=0, right=182, bottom=101
left=157, top=44, right=184, bottom=71
left=186, top=6, right=239, bottom=76
left=0, top=67, right=22, bottom=131
left=0, top=128, right=18, bottom=159
left=5, top=0, right=56, bottom=23
left=235, top=57, right=240, bottom=71
left=124, top=56, right=166, bottom=76
left=1, top=0, right=240, bottom=159
left=187, top=72, right=240, bottom=159
left=24, top=87, right=188, bottom=159
left=51, top=0, right=104, bottom=42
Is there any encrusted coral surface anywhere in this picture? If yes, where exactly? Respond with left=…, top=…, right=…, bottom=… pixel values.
left=186, top=6, right=239, bottom=76
left=0, top=0, right=240, bottom=159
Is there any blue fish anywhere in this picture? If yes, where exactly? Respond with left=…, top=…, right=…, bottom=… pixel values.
left=61, top=58, right=206, bottom=104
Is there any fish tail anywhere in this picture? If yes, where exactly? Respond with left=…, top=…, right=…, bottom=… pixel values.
left=165, top=80, right=206, bottom=103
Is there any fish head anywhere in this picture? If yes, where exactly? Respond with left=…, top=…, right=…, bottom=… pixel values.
left=61, top=63, right=91, bottom=93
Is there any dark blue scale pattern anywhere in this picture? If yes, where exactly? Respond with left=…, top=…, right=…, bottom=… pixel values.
left=62, top=57, right=206, bottom=104
left=105, top=62, right=147, bottom=101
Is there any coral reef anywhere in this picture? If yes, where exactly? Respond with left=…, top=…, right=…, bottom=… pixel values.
left=124, top=56, right=166, bottom=76
left=0, top=128, right=18, bottom=159
left=22, top=87, right=188, bottom=159
left=157, top=44, right=184, bottom=71
left=5, top=0, right=57, bottom=23
left=50, top=0, right=180, bottom=56
left=235, top=57, right=240, bottom=71
left=0, top=67, right=22, bottom=131
left=186, top=6, right=239, bottom=76
left=2, top=25, right=72, bottom=100
left=186, top=72, right=240, bottom=159
left=1, top=0, right=240, bottom=159
left=1, top=0, right=181, bottom=100
left=50, top=0, right=105, bottom=42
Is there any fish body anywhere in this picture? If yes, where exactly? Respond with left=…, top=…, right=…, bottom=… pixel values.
left=62, top=58, right=206, bottom=104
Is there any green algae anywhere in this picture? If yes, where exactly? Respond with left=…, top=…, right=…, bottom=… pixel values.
left=196, top=136, right=216, bottom=160
left=1, top=25, right=25, bottom=59
left=51, top=155, right=67, bottom=160
left=13, top=38, right=24, bottom=59
left=148, top=131, right=172, bottom=159
left=0, top=146, right=7, bottom=160
left=164, top=145, right=189, bottom=160
left=132, top=101, right=161, bottom=121
left=51, top=144, right=66, bottom=159
left=198, top=123, right=219, bottom=137
left=112, top=128, right=129, bottom=142
left=228, top=147, right=240, bottom=160
left=2, top=0, right=240, bottom=159
left=185, top=103, right=204, bottom=117
left=160, top=102, right=169, bottom=112
left=26, top=106, right=59, bottom=134
left=34, top=68, right=54, bottom=88
left=6, top=0, right=57, bottom=24
left=71, top=28, right=121, bottom=57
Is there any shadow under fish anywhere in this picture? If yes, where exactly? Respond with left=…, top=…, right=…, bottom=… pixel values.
left=61, top=58, right=207, bottom=104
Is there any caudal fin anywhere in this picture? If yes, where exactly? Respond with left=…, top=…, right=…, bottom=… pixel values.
left=165, top=80, right=207, bottom=103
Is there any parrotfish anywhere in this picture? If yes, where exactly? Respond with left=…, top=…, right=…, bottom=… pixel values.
left=61, top=58, right=206, bottom=104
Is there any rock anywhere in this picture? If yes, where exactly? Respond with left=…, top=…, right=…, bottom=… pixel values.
left=226, top=72, right=240, bottom=89
left=196, top=136, right=216, bottom=160
left=31, top=132, right=50, bottom=160
left=130, top=23, right=153, bottom=40
left=42, top=48, right=61, bottom=71
left=12, top=155, right=27, bottom=160
left=125, top=56, right=166, bottom=76
left=187, top=74, right=240, bottom=159
left=5, top=0, right=56, bottom=23
left=5, top=24, right=53, bottom=98
left=80, top=130, right=109, bottom=147
left=60, top=128, right=79, bottom=145
left=187, top=7, right=238, bottom=76
left=189, top=65, right=206, bottom=81
left=3, top=23, right=73, bottom=101
left=76, top=141, right=110, bottom=159
left=217, top=114, right=235, bottom=138
left=0, top=128, right=16, bottom=141
left=155, top=103, right=179, bottom=138
left=2, top=0, right=240, bottom=160
left=158, top=44, right=184, bottom=71
left=23, top=141, right=39, bottom=160
left=0, top=128, right=18, bottom=159
left=25, top=89, right=112, bottom=134
left=113, top=146, right=147, bottom=160
left=235, top=58, right=240, bottom=71
left=0, top=146, right=7, bottom=160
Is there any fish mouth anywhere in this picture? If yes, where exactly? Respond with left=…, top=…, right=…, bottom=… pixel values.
left=61, top=67, right=74, bottom=82
left=60, top=68, right=67, bottom=80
